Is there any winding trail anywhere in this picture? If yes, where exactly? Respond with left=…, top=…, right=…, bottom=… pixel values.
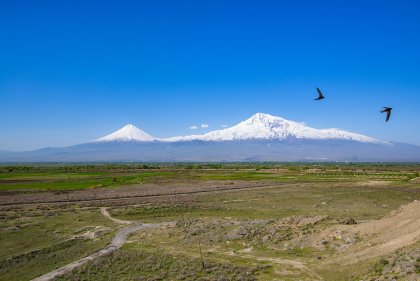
left=32, top=208, right=169, bottom=281
left=100, top=207, right=132, bottom=225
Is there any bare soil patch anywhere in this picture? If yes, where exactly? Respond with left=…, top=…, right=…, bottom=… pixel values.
left=311, top=200, right=420, bottom=265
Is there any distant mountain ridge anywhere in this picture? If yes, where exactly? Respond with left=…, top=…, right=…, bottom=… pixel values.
left=2, top=113, right=419, bottom=162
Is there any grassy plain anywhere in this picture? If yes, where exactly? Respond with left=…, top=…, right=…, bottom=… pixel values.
left=0, top=163, right=419, bottom=280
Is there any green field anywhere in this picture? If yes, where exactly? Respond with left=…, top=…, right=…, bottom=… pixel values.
left=0, top=163, right=418, bottom=191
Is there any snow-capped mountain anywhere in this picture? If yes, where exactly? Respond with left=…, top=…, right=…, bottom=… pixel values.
left=95, top=124, right=154, bottom=142
left=4, top=113, right=419, bottom=163
left=165, top=113, right=385, bottom=144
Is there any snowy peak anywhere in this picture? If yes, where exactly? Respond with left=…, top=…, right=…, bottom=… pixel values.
left=246, top=112, right=287, bottom=124
left=166, top=113, right=385, bottom=144
left=95, top=124, right=154, bottom=142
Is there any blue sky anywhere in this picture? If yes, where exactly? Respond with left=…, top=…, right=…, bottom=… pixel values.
left=1, top=0, right=419, bottom=151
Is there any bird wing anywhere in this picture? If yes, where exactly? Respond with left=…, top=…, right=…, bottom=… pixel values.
left=386, top=110, right=391, bottom=122
left=316, top=88, right=323, bottom=98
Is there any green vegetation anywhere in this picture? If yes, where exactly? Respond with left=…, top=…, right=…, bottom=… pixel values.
left=0, top=206, right=117, bottom=281
left=0, top=239, right=111, bottom=281
left=375, top=258, right=390, bottom=273
left=0, top=169, right=174, bottom=191
left=56, top=247, right=261, bottom=281
left=0, top=163, right=418, bottom=191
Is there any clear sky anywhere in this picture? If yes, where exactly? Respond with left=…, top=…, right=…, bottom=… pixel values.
left=1, top=0, right=419, bottom=151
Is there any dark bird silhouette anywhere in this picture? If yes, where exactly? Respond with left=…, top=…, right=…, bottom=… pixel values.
left=314, top=88, right=325, bottom=100
left=381, top=107, right=393, bottom=122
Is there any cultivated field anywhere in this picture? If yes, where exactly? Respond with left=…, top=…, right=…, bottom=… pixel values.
left=0, top=164, right=419, bottom=280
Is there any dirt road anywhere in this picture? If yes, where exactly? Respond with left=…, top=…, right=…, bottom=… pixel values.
left=31, top=209, right=169, bottom=281
left=0, top=182, right=285, bottom=207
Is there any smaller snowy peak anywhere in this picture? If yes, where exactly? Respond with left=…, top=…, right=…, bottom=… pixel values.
left=95, top=124, right=155, bottom=142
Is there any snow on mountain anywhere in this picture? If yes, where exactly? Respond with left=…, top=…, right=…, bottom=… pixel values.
left=165, top=113, right=385, bottom=144
left=93, top=113, right=386, bottom=144
left=95, top=124, right=155, bottom=142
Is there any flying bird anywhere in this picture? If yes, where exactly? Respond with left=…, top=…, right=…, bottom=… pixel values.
left=314, top=88, right=325, bottom=100
left=380, top=107, right=393, bottom=122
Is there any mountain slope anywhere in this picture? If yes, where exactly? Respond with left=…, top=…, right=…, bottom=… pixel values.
left=165, top=113, right=384, bottom=143
left=1, top=140, right=419, bottom=162
left=95, top=124, right=154, bottom=142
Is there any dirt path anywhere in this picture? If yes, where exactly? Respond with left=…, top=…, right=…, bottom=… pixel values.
left=410, top=176, right=420, bottom=183
left=213, top=249, right=323, bottom=280
left=31, top=209, right=169, bottom=281
left=100, top=207, right=132, bottom=225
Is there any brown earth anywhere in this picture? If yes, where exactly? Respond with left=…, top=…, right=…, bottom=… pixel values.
left=0, top=180, right=289, bottom=209
left=310, top=200, right=420, bottom=265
